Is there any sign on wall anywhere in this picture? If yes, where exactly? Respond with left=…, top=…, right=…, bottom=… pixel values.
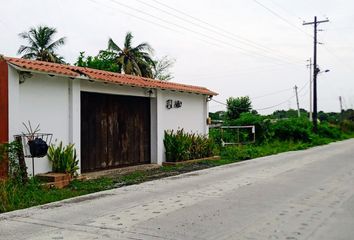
left=166, top=99, right=183, bottom=109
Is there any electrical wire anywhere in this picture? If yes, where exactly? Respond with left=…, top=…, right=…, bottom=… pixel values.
left=252, top=0, right=312, bottom=39
left=134, top=0, right=304, bottom=63
left=88, top=0, right=252, bottom=54
left=321, top=44, right=352, bottom=72
left=252, top=87, right=292, bottom=100
left=211, top=80, right=309, bottom=111
left=266, top=0, right=305, bottom=22
left=102, top=0, right=304, bottom=65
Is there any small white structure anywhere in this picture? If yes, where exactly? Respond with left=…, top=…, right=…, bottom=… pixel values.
left=0, top=57, right=217, bottom=175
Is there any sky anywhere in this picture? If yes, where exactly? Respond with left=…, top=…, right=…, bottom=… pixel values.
left=1, top=0, right=353, bottom=114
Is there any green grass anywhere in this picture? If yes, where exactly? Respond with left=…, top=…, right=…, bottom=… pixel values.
left=1, top=136, right=353, bottom=213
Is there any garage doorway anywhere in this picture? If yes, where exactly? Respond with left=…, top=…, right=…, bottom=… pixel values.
left=81, top=92, right=151, bottom=172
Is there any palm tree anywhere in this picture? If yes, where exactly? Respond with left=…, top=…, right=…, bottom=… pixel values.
left=18, top=26, right=66, bottom=63
left=152, top=56, right=175, bottom=81
left=107, top=32, right=155, bottom=78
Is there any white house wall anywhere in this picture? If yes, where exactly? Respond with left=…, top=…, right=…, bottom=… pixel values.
left=155, top=90, right=208, bottom=164
left=8, top=66, right=209, bottom=174
left=9, top=70, right=71, bottom=175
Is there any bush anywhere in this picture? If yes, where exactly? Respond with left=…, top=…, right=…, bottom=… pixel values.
left=47, top=142, right=79, bottom=176
left=225, top=113, right=273, bottom=144
left=271, top=117, right=313, bottom=142
left=164, top=129, right=217, bottom=162
left=340, top=120, right=354, bottom=133
left=317, top=123, right=343, bottom=139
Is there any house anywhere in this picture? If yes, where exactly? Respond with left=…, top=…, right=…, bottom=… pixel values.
left=0, top=56, right=217, bottom=176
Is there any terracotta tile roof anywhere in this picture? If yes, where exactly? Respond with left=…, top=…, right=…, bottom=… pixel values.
left=5, top=57, right=218, bottom=96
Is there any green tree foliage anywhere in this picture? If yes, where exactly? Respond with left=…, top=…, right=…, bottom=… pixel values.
left=75, top=51, right=121, bottom=72
left=209, top=111, right=226, bottom=121
left=272, top=109, right=308, bottom=119
left=229, top=112, right=273, bottom=143
left=152, top=56, right=175, bottom=81
left=271, top=117, right=313, bottom=142
left=342, top=109, right=354, bottom=121
left=18, top=25, right=66, bottom=63
left=107, top=32, right=155, bottom=78
left=226, top=96, right=252, bottom=120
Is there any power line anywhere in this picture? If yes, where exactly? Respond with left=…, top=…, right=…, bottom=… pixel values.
left=136, top=0, right=304, bottom=63
left=88, top=0, right=181, bottom=34
left=88, top=0, right=259, bottom=54
left=88, top=0, right=245, bottom=59
left=252, top=0, right=312, bottom=38
left=178, top=62, right=304, bottom=79
left=321, top=44, right=352, bottom=72
left=211, top=94, right=295, bottom=111
left=104, top=0, right=303, bottom=65
left=211, top=80, right=308, bottom=111
left=266, top=0, right=305, bottom=22
left=252, top=87, right=292, bottom=100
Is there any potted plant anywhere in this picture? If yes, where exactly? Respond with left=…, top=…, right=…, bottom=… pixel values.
left=22, top=121, right=49, bottom=158
left=47, top=141, right=79, bottom=177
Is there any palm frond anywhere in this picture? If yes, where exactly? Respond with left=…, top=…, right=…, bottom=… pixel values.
left=108, top=38, right=122, bottom=52
left=17, top=45, right=35, bottom=55
left=47, top=37, right=66, bottom=50
left=124, top=32, right=133, bottom=49
left=21, top=53, right=37, bottom=59
left=134, top=42, right=154, bottom=53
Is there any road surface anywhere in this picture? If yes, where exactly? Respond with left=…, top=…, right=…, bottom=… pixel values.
left=1, top=139, right=354, bottom=240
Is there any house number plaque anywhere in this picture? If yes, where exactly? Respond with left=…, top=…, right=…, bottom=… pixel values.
left=166, top=99, right=182, bottom=109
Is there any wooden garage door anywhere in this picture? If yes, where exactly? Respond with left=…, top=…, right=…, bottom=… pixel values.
left=81, top=92, right=150, bottom=172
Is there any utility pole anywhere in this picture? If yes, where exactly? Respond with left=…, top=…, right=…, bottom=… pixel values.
left=339, top=96, right=343, bottom=112
left=307, top=58, right=312, bottom=121
left=294, top=85, right=300, bottom=117
left=303, top=16, right=329, bottom=133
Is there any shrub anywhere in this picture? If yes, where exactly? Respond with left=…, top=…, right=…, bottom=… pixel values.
left=317, top=123, right=343, bottom=139
left=271, top=117, right=312, bottom=142
left=164, top=129, right=217, bottom=162
left=47, top=142, right=79, bottom=176
left=0, top=140, right=28, bottom=184
left=340, top=120, right=354, bottom=133
left=225, top=112, right=273, bottom=143
left=209, top=128, right=222, bottom=146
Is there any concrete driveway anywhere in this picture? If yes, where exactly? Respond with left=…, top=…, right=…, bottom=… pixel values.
left=1, top=139, right=354, bottom=240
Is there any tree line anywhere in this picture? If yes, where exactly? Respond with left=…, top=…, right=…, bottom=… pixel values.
left=17, top=25, right=174, bottom=81
left=210, top=96, right=354, bottom=126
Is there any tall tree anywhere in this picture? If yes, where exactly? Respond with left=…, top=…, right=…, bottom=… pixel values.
left=107, top=32, right=155, bottom=78
left=226, top=96, right=252, bottom=120
left=18, top=26, right=66, bottom=63
left=75, top=51, right=121, bottom=73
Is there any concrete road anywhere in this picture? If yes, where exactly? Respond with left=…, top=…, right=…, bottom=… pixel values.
left=1, top=139, right=354, bottom=240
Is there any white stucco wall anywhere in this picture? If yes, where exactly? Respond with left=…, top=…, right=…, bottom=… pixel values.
left=8, top=66, right=209, bottom=174
left=155, top=90, right=208, bottom=164
left=8, top=69, right=72, bottom=175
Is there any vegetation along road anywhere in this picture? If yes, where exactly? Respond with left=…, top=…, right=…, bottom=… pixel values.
left=1, top=139, right=354, bottom=240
